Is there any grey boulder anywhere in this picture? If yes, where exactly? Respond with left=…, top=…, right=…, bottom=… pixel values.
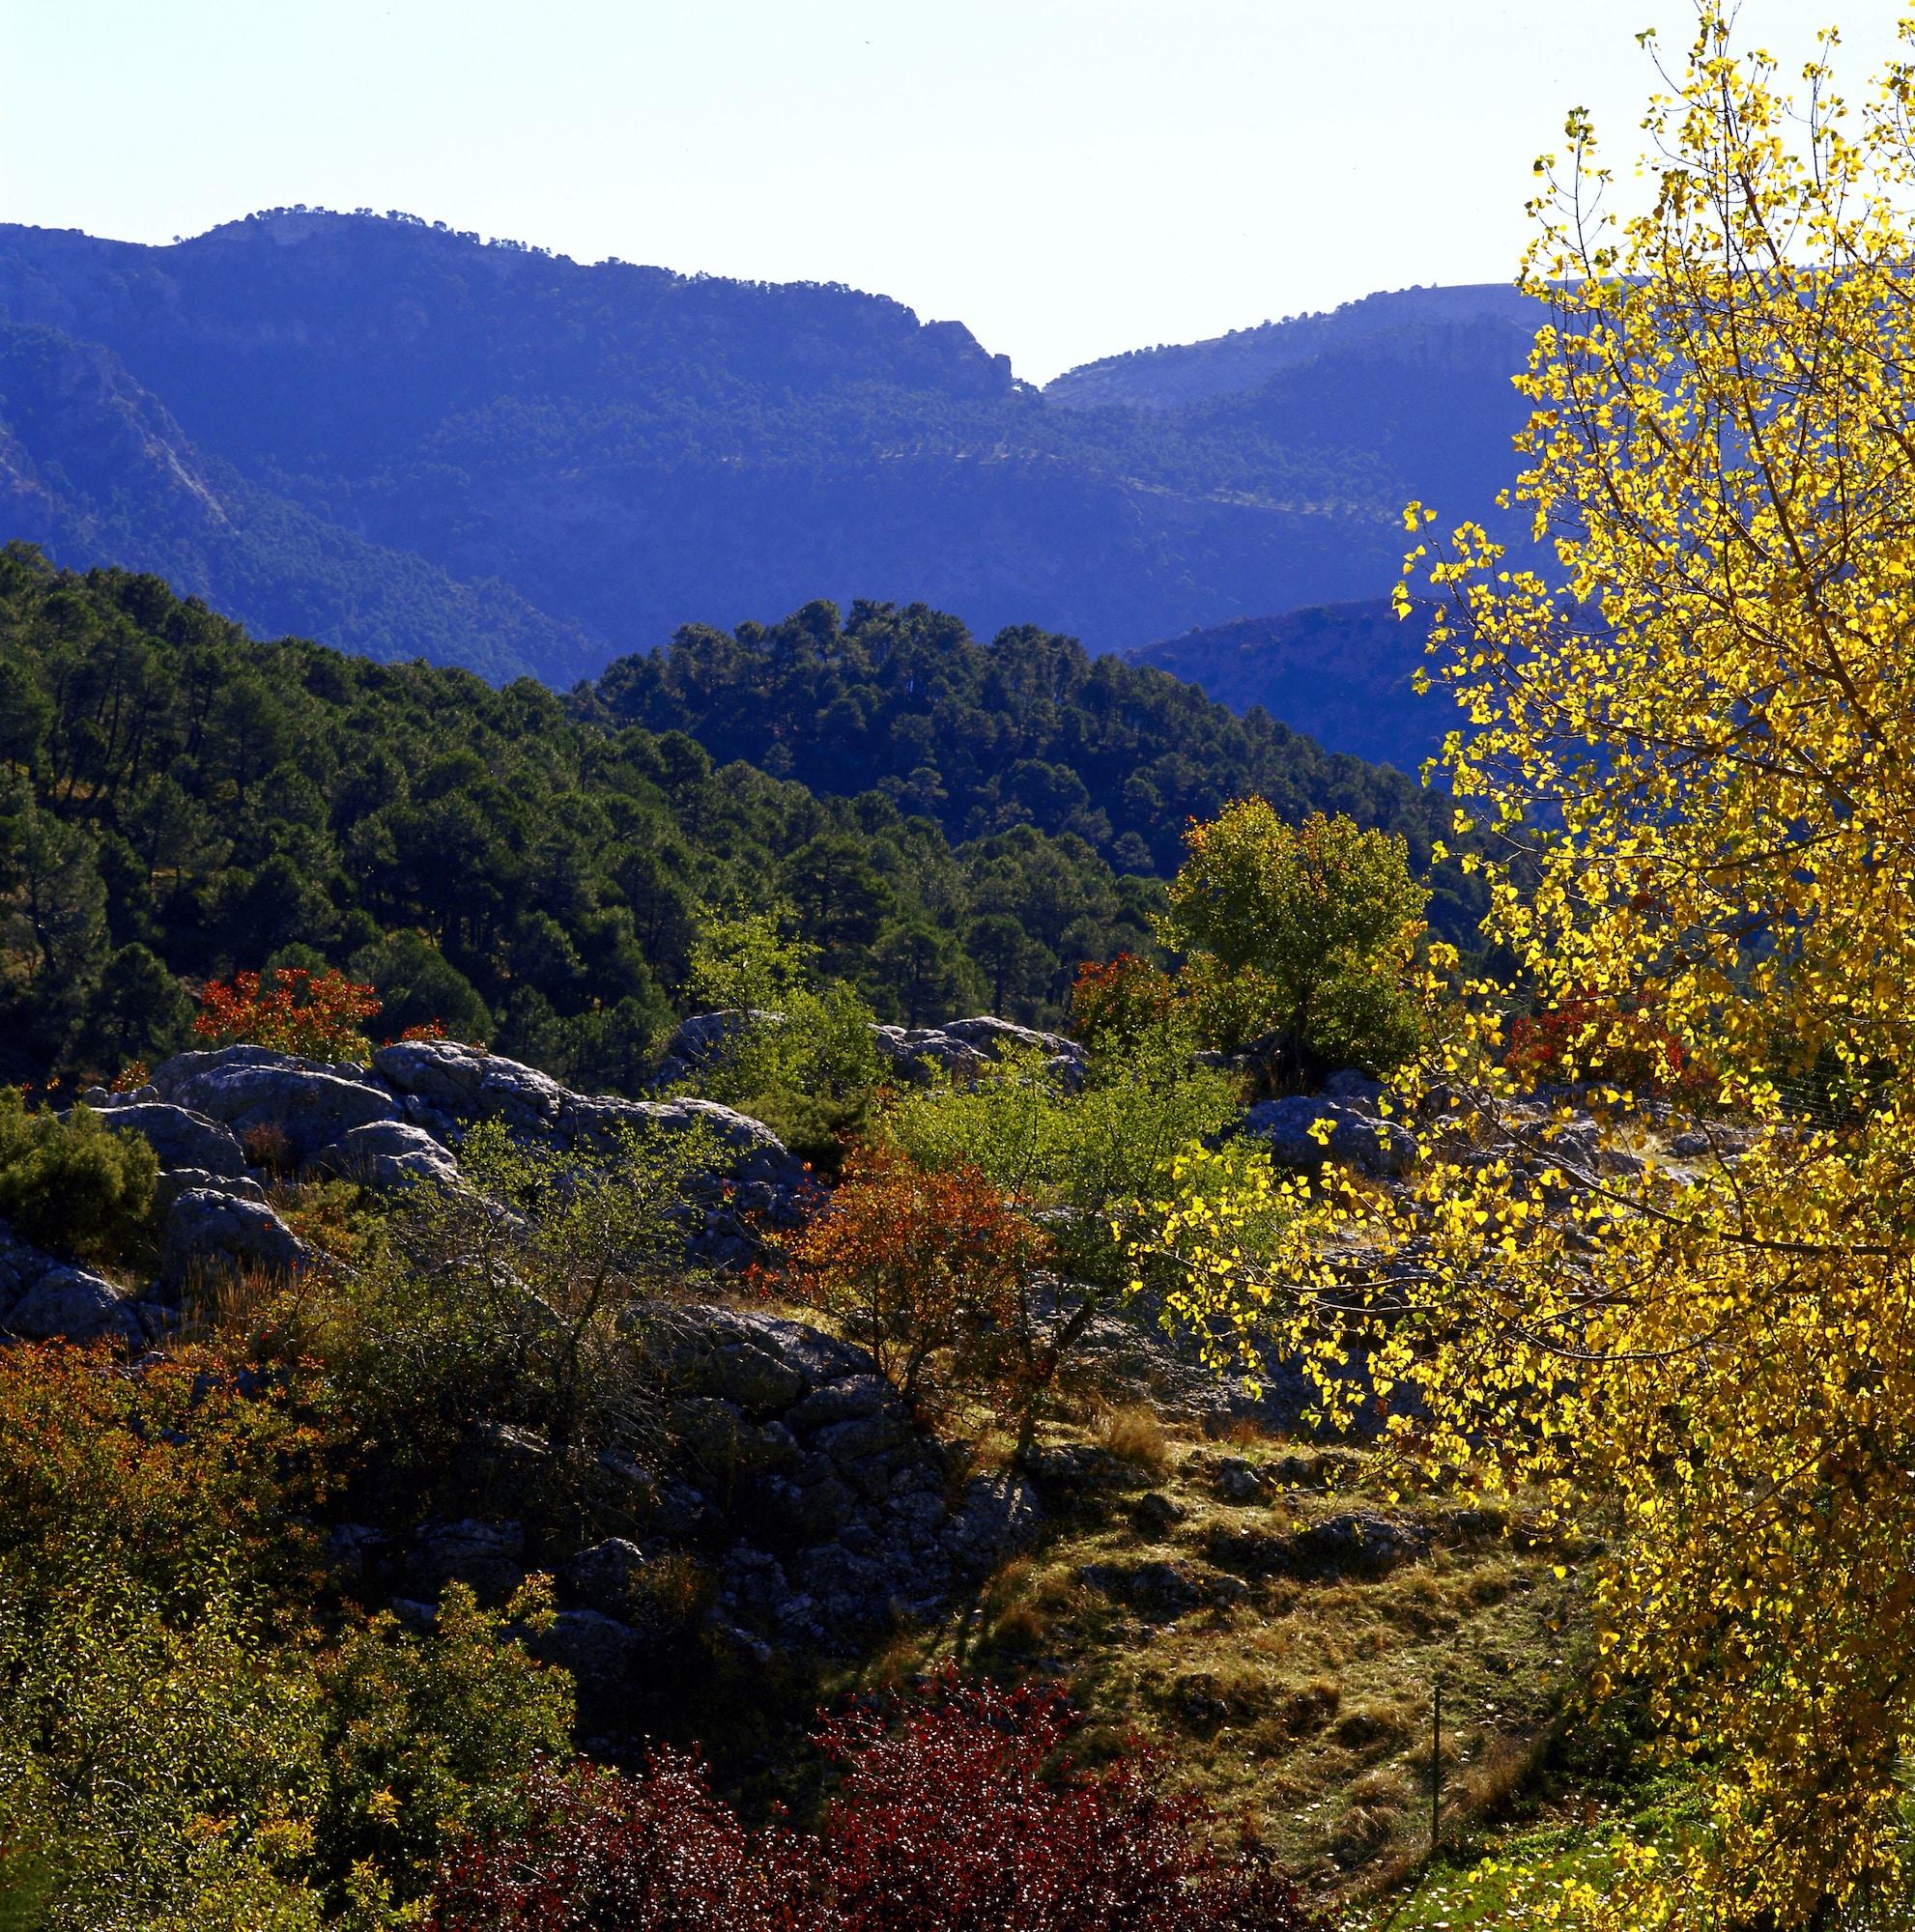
left=6, top=1264, right=142, bottom=1346
left=150, top=1046, right=396, bottom=1163
left=161, top=1188, right=310, bottom=1288
left=527, top=1606, right=641, bottom=1690
left=1241, top=1095, right=1417, bottom=1178
left=323, top=1120, right=461, bottom=1189
left=407, top=1518, right=527, bottom=1605
left=88, top=1100, right=247, bottom=1178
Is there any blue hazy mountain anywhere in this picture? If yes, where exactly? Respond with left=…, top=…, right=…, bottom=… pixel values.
left=0, top=212, right=1541, bottom=692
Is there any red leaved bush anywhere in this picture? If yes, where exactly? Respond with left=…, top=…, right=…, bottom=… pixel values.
left=428, top=1754, right=815, bottom=1932
left=194, top=967, right=383, bottom=1061
left=812, top=1673, right=1315, bottom=1931
left=770, top=1147, right=1050, bottom=1427
left=1067, top=951, right=1178, bottom=1050
left=427, top=1673, right=1319, bottom=1932
left=1503, top=989, right=1712, bottom=1099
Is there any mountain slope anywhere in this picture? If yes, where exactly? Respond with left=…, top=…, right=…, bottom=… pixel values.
left=0, top=213, right=1537, bottom=682
left=1128, top=599, right=1453, bottom=775
left=1043, top=283, right=1542, bottom=412
left=0, top=320, right=597, bottom=680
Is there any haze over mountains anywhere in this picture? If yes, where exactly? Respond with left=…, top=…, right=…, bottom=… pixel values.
left=0, top=209, right=1540, bottom=764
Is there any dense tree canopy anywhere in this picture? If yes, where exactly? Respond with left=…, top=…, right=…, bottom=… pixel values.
left=587, top=597, right=1482, bottom=938
left=0, top=551, right=1163, bottom=1086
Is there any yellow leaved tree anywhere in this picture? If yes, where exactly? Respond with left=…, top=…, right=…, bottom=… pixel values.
left=1140, top=10, right=1915, bottom=1923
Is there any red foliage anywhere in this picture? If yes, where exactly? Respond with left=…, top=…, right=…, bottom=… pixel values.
left=1067, top=952, right=1178, bottom=1049
left=813, top=1671, right=1317, bottom=1932
left=426, top=1675, right=1321, bottom=1932
left=427, top=1755, right=815, bottom=1932
left=1504, top=989, right=1712, bottom=1098
left=769, top=1146, right=1050, bottom=1426
left=193, top=967, right=382, bottom=1061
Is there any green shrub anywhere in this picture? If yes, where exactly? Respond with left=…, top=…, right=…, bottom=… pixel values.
left=677, top=907, right=885, bottom=1169
left=0, top=1342, right=570, bottom=1932
left=0, top=1090, right=158, bottom=1264
left=324, top=1118, right=715, bottom=1520
left=881, top=1025, right=1242, bottom=1288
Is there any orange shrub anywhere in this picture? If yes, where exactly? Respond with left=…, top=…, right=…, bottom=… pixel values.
left=0, top=1341, right=330, bottom=1602
left=194, top=967, right=383, bottom=1062
left=1067, top=951, right=1179, bottom=1050
left=770, top=1146, right=1050, bottom=1427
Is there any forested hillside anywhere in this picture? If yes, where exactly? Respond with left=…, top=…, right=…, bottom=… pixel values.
left=1128, top=599, right=1442, bottom=774
left=587, top=598, right=1479, bottom=938
left=0, top=549, right=1164, bottom=1087
left=0, top=212, right=1535, bottom=685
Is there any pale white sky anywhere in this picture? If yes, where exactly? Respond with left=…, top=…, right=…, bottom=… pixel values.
left=3, top=2, right=1902, bottom=383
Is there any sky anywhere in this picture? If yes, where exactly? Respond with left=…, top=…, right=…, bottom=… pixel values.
left=4, top=2, right=1904, bottom=384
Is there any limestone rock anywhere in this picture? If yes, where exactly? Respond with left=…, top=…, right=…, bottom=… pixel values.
left=7, top=1264, right=142, bottom=1346
left=150, top=1045, right=396, bottom=1163
left=872, top=1015, right=1087, bottom=1091
left=1077, top=1558, right=1209, bottom=1621
left=161, top=1188, right=310, bottom=1288
left=371, top=1038, right=568, bottom=1132
left=1213, top=1456, right=1266, bottom=1503
left=1241, top=1094, right=1417, bottom=1178
left=87, top=1099, right=247, bottom=1178
left=155, top=1168, right=267, bottom=1210
left=1289, top=1511, right=1430, bottom=1577
left=649, top=1009, right=784, bottom=1087
left=561, top=1538, right=651, bottom=1621
left=943, top=1470, right=1044, bottom=1572
left=1130, top=1491, right=1186, bottom=1538
left=323, top=1120, right=461, bottom=1189
left=527, top=1605, right=642, bottom=1690
left=407, top=1518, right=527, bottom=1605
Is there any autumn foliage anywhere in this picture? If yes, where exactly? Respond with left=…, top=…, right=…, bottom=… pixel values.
left=771, top=1146, right=1050, bottom=1426
left=427, top=1673, right=1319, bottom=1932
left=1067, top=951, right=1178, bottom=1050
left=194, top=965, right=383, bottom=1061
left=1502, top=991, right=1711, bottom=1100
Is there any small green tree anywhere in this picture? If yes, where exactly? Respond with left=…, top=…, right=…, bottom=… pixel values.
left=1157, top=802, right=1427, bottom=1081
left=678, top=904, right=883, bottom=1166
left=0, top=1092, right=158, bottom=1264
left=329, top=1118, right=716, bottom=1512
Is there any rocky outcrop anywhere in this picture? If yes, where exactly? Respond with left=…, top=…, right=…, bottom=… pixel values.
left=160, top=1188, right=312, bottom=1290
left=324, top=1120, right=461, bottom=1190
left=871, top=1015, right=1087, bottom=1091
left=623, top=1302, right=1042, bottom=1655
left=79, top=1099, right=248, bottom=1179
left=1240, top=1093, right=1417, bottom=1179
left=342, top=1302, right=1046, bottom=1667
left=648, top=1009, right=785, bottom=1088
left=150, top=1046, right=399, bottom=1161
left=0, top=1224, right=142, bottom=1347
left=370, top=1039, right=815, bottom=1263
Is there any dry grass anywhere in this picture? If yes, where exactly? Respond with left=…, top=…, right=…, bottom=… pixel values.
left=928, top=1411, right=1581, bottom=1897
left=1089, top=1402, right=1171, bottom=1477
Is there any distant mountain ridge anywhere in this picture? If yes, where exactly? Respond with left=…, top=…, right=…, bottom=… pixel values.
left=1043, top=283, right=1542, bottom=412
left=0, top=212, right=1543, bottom=703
